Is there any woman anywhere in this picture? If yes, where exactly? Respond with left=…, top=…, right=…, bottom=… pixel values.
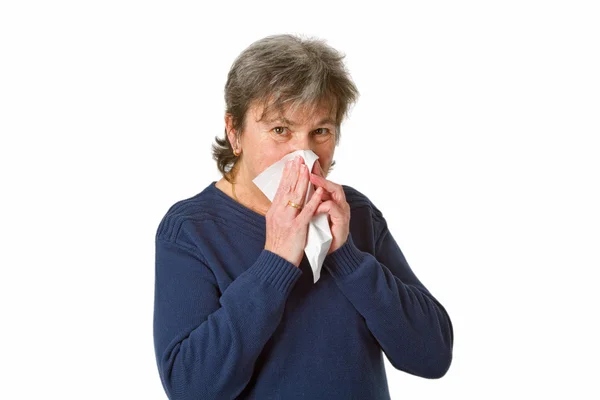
left=153, top=34, right=453, bottom=400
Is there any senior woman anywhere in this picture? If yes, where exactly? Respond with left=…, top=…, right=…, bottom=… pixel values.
left=153, top=34, right=453, bottom=400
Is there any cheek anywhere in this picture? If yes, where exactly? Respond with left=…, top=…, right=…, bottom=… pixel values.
left=252, top=153, right=286, bottom=176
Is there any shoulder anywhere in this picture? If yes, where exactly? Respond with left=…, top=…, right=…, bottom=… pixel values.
left=155, top=185, right=220, bottom=244
left=342, top=184, right=384, bottom=219
left=341, top=183, right=389, bottom=250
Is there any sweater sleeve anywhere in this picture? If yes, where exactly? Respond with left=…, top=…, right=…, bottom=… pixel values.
left=153, top=238, right=302, bottom=400
left=322, top=208, right=453, bottom=379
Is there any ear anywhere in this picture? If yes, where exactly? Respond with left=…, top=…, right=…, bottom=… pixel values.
left=224, top=113, right=237, bottom=147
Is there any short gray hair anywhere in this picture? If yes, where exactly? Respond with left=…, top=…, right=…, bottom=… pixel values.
left=211, top=34, right=360, bottom=181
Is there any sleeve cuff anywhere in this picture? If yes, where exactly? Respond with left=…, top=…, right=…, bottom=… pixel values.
left=246, top=249, right=303, bottom=296
left=324, top=233, right=367, bottom=278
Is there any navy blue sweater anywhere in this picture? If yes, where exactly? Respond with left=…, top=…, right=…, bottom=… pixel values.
left=153, top=181, right=453, bottom=399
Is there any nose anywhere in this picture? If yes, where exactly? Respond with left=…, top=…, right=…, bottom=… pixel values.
left=291, top=134, right=314, bottom=154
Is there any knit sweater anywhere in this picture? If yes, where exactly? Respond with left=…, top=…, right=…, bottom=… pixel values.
left=153, top=181, right=453, bottom=400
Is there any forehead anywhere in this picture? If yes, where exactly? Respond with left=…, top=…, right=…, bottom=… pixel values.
left=252, top=99, right=337, bottom=125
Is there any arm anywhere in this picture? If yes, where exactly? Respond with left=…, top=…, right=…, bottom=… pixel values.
left=153, top=239, right=302, bottom=400
left=323, top=207, right=453, bottom=379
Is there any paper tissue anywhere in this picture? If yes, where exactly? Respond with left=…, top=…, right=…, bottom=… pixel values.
left=252, top=149, right=333, bottom=283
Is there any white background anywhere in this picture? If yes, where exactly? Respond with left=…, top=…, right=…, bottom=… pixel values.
left=1, top=1, right=599, bottom=399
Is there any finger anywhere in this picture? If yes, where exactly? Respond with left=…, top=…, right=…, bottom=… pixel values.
left=311, top=160, right=324, bottom=177
left=310, top=174, right=345, bottom=203
left=272, top=159, right=295, bottom=207
left=285, top=156, right=304, bottom=212
left=310, top=180, right=333, bottom=202
left=283, top=157, right=305, bottom=216
left=294, top=161, right=310, bottom=207
left=309, top=161, right=322, bottom=193
left=315, top=199, right=344, bottom=220
left=289, top=156, right=301, bottom=192
left=297, top=186, right=324, bottom=224
left=309, top=161, right=333, bottom=201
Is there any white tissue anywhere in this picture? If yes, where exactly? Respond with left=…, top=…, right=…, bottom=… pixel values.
left=252, top=149, right=332, bottom=283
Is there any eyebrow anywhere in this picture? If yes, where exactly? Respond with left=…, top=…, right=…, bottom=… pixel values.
left=264, top=116, right=336, bottom=126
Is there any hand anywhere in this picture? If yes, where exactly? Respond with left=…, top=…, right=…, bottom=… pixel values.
left=264, top=155, right=325, bottom=267
left=309, top=161, right=351, bottom=254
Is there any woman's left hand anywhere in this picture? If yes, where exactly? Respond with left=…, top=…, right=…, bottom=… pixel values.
left=309, top=161, right=350, bottom=254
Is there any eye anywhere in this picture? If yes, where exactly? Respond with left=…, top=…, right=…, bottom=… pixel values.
left=313, top=128, right=330, bottom=135
left=272, top=126, right=288, bottom=135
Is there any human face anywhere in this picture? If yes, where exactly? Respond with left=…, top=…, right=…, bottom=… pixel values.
left=231, top=101, right=337, bottom=182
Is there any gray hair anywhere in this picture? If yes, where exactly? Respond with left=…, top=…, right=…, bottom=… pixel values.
left=211, top=34, right=360, bottom=182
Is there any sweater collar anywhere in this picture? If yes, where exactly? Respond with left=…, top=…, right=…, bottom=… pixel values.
left=207, top=181, right=267, bottom=234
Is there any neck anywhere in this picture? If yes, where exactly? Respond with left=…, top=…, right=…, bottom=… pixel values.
left=229, top=162, right=271, bottom=216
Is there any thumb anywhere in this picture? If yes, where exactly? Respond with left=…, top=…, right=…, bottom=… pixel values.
left=312, top=160, right=324, bottom=177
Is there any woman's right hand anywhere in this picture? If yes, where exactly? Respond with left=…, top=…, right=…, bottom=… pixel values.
left=264, top=155, right=324, bottom=267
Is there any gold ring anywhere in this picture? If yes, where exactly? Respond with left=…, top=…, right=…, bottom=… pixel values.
left=287, top=200, right=302, bottom=210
